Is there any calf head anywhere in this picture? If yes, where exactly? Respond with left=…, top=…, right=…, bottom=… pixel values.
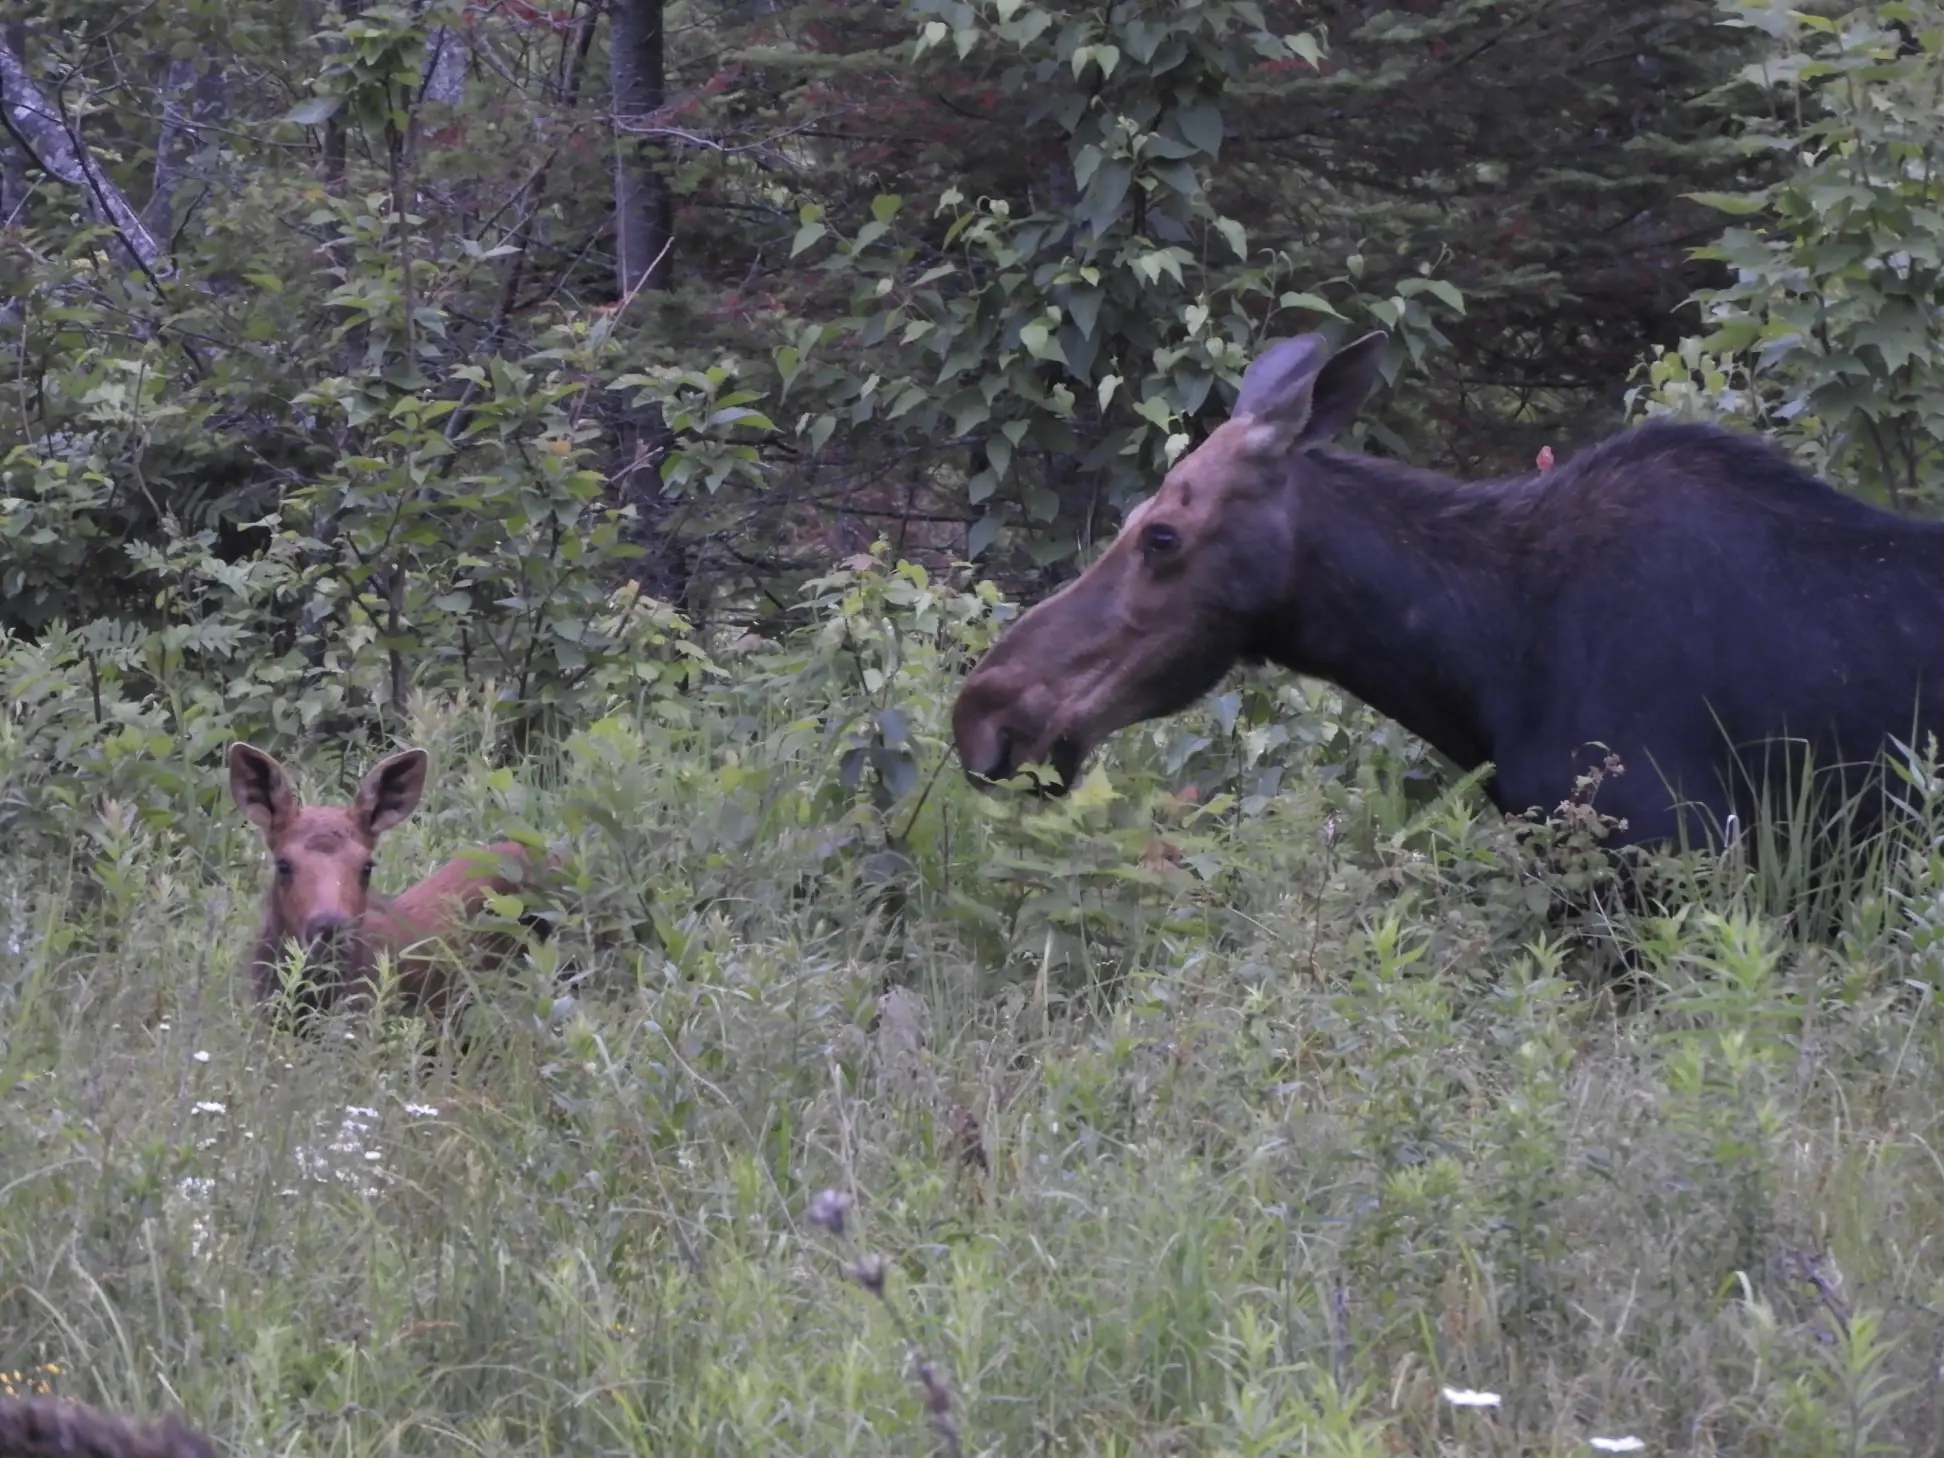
left=228, top=742, right=429, bottom=983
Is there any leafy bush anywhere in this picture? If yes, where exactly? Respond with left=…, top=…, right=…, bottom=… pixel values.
left=1632, top=0, right=1944, bottom=517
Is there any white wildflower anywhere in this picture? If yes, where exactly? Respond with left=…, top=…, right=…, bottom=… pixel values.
left=1590, top=1441, right=1645, bottom=1454
left=192, top=1050, right=211, bottom=1064
left=1441, top=1388, right=1502, bottom=1409
left=404, top=1102, right=440, bottom=1118
left=192, top=1101, right=227, bottom=1115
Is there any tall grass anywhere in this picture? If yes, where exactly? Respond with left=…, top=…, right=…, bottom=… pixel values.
left=4, top=579, right=1944, bottom=1456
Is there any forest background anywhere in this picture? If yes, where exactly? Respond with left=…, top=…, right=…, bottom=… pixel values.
left=8, top=1, right=1944, bottom=1455
left=3, top=0, right=1942, bottom=764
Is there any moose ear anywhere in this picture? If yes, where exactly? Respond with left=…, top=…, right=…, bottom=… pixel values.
left=228, top=742, right=297, bottom=836
left=353, top=748, right=429, bottom=836
left=1237, top=331, right=1389, bottom=457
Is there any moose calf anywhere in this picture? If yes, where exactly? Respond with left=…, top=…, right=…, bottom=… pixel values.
left=228, top=742, right=542, bottom=1018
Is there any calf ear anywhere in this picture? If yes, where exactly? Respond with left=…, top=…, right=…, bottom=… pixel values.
left=229, top=743, right=297, bottom=836
left=353, top=748, right=430, bottom=836
left=1237, top=330, right=1388, bottom=456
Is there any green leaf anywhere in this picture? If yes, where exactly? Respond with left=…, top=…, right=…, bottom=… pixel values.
left=966, top=514, right=1001, bottom=558
left=1279, top=291, right=1344, bottom=319
left=997, top=8, right=1051, bottom=45
left=1064, top=285, right=1104, bottom=340
left=1079, top=160, right=1133, bottom=230
left=1398, top=277, right=1467, bottom=315
left=283, top=96, right=342, bottom=126
left=1685, top=190, right=1772, bottom=217
left=985, top=435, right=1013, bottom=481
left=952, top=396, right=993, bottom=437
left=1020, top=319, right=1063, bottom=361
left=1172, top=100, right=1224, bottom=157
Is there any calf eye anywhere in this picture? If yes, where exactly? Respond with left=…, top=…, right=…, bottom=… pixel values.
left=1141, top=522, right=1180, bottom=557
left=359, top=862, right=375, bottom=886
left=275, top=859, right=294, bottom=882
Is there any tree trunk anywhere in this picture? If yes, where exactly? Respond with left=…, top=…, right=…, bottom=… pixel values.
left=142, top=51, right=229, bottom=245
left=0, top=24, right=24, bottom=229
left=610, top=0, right=672, bottom=296
left=607, top=0, right=683, bottom=602
left=322, top=0, right=363, bottom=195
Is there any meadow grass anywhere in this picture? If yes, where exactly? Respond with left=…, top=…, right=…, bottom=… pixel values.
left=4, top=674, right=1944, bottom=1458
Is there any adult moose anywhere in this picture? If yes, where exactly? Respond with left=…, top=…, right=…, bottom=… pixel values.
left=952, top=331, right=1944, bottom=850
left=228, top=742, right=544, bottom=1017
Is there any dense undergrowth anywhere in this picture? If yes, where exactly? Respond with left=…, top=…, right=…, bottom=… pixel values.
left=3, top=554, right=1944, bottom=1457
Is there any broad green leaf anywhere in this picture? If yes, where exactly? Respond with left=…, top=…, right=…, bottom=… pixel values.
left=283, top=96, right=342, bottom=126
left=1172, top=100, right=1224, bottom=157
left=1280, top=291, right=1344, bottom=319
left=966, top=513, right=1001, bottom=557
left=1685, top=190, right=1772, bottom=217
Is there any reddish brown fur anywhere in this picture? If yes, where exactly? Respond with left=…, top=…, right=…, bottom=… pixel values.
left=228, top=742, right=540, bottom=1016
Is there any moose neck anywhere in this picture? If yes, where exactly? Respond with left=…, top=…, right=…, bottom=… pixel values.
left=1256, top=451, right=1531, bottom=777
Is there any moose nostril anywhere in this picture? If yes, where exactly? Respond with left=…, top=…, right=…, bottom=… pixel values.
left=979, top=726, right=1017, bottom=782
left=302, top=916, right=349, bottom=945
left=1046, top=735, right=1083, bottom=795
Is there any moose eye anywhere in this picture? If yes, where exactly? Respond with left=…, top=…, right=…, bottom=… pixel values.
left=275, top=859, right=294, bottom=881
left=359, top=862, right=375, bottom=886
left=1140, top=522, right=1180, bottom=557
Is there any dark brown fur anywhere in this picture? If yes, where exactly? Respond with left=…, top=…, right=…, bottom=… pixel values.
left=954, top=331, right=1944, bottom=850
left=229, top=742, right=541, bottom=1015
left=0, top=1398, right=213, bottom=1458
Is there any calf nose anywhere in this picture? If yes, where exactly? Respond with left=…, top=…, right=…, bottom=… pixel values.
left=302, top=913, right=352, bottom=946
